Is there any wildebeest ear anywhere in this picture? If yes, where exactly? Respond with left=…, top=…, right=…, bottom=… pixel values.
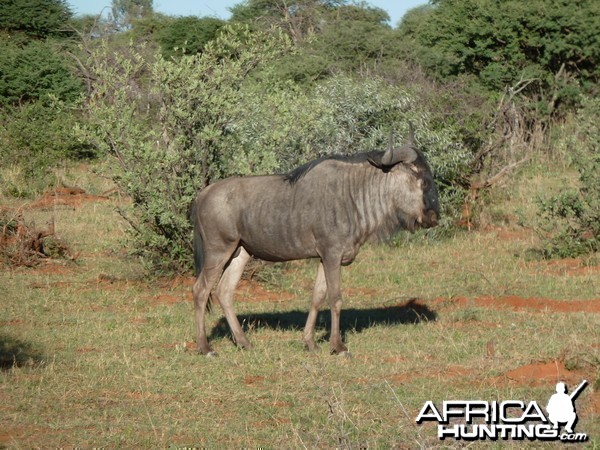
left=367, top=153, right=386, bottom=168
left=380, top=144, right=418, bottom=166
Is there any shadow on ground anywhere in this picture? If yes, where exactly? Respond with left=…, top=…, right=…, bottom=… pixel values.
left=209, top=298, right=437, bottom=343
left=0, top=333, right=45, bottom=371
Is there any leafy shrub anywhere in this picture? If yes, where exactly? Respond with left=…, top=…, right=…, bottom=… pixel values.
left=0, top=35, right=81, bottom=106
left=0, top=0, right=72, bottom=38
left=156, top=16, right=226, bottom=59
left=80, top=25, right=469, bottom=273
left=0, top=100, right=94, bottom=197
left=537, top=97, right=600, bottom=257
left=79, top=26, right=295, bottom=272
left=0, top=20, right=85, bottom=197
left=398, top=0, right=599, bottom=115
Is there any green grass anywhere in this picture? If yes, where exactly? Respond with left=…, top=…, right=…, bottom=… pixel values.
left=1, top=166, right=599, bottom=448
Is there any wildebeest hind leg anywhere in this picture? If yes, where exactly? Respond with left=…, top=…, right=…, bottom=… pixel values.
left=214, top=247, right=252, bottom=350
left=193, top=246, right=237, bottom=356
left=302, top=262, right=327, bottom=352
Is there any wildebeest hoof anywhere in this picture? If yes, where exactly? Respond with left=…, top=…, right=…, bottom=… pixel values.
left=206, top=351, right=219, bottom=358
left=330, top=348, right=351, bottom=358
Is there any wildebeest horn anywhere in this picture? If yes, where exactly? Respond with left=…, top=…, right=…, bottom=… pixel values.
left=367, top=128, right=418, bottom=168
left=381, top=145, right=418, bottom=166
left=381, top=127, right=418, bottom=166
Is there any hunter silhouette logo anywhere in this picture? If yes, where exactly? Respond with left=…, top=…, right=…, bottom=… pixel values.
left=547, top=380, right=587, bottom=434
left=416, top=380, right=589, bottom=442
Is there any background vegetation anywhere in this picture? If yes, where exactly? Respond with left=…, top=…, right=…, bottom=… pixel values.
left=1, top=0, right=598, bottom=268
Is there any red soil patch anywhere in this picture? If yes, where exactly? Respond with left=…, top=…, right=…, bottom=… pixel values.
left=128, top=317, right=149, bottom=325
left=346, top=287, right=379, bottom=298
left=0, top=319, right=24, bottom=326
left=383, top=356, right=408, bottom=364
left=157, top=275, right=195, bottom=289
left=244, top=375, right=265, bottom=385
left=75, top=347, right=97, bottom=354
left=537, top=258, right=600, bottom=276
left=439, top=365, right=471, bottom=379
left=184, top=340, right=196, bottom=350
left=149, top=278, right=292, bottom=305
left=236, top=279, right=294, bottom=303
left=27, top=186, right=109, bottom=210
left=446, top=296, right=600, bottom=313
left=151, top=293, right=187, bottom=305
left=31, top=261, right=74, bottom=275
left=503, top=360, right=585, bottom=386
left=484, top=225, right=533, bottom=241
left=0, top=427, right=25, bottom=445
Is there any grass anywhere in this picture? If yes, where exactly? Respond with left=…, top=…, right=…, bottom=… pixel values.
left=1, top=163, right=599, bottom=448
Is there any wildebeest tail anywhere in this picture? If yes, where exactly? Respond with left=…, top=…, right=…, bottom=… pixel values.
left=191, top=197, right=214, bottom=312
left=191, top=198, right=204, bottom=277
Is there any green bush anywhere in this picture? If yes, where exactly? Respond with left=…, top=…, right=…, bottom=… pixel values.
left=537, top=97, right=600, bottom=258
left=80, top=25, right=469, bottom=273
left=0, top=100, right=93, bottom=197
left=0, top=3, right=85, bottom=197
left=156, top=16, right=226, bottom=59
left=0, top=35, right=81, bottom=106
left=398, top=0, right=599, bottom=115
left=79, top=26, right=295, bottom=272
left=0, top=0, right=72, bottom=38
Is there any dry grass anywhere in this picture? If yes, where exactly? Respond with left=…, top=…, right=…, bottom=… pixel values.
left=1, top=164, right=598, bottom=448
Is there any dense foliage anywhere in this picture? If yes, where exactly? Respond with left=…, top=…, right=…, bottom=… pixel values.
left=1, top=0, right=598, bottom=268
left=0, top=0, right=73, bottom=37
left=0, top=0, right=85, bottom=196
left=537, top=97, right=600, bottom=257
left=0, top=37, right=81, bottom=106
left=398, top=0, right=600, bottom=115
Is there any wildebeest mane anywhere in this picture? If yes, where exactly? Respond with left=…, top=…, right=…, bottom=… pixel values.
left=283, top=151, right=380, bottom=185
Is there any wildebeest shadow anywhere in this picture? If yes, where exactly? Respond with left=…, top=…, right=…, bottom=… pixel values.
left=208, top=298, right=437, bottom=344
left=0, top=333, right=45, bottom=371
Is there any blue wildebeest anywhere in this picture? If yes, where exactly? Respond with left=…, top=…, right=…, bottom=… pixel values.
left=191, top=131, right=440, bottom=356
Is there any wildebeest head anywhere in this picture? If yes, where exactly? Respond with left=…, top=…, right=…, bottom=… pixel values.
left=368, top=129, right=440, bottom=231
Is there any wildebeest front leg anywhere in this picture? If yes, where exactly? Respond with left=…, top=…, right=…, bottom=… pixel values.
left=214, top=247, right=252, bottom=350
left=302, top=262, right=327, bottom=352
left=322, top=258, right=349, bottom=355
